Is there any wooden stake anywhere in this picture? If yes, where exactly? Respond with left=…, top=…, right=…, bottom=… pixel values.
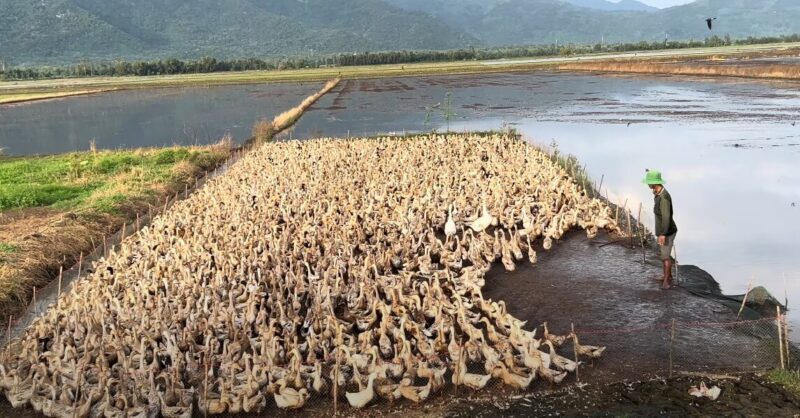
left=597, top=174, right=604, bottom=199
left=784, top=313, right=791, bottom=369
left=736, top=279, right=753, bottom=321
left=185, top=183, right=188, bottom=198
left=57, top=266, right=64, bottom=309
left=778, top=305, right=786, bottom=370
left=77, top=253, right=83, bottom=279
left=673, top=243, right=679, bottom=284
left=638, top=203, right=645, bottom=263
left=136, top=213, right=140, bottom=231
left=626, top=208, right=633, bottom=246
left=32, top=287, right=37, bottom=314
left=571, top=323, right=580, bottom=383
left=455, top=344, right=464, bottom=394
left=103, top=235, right=107, bottom=257
left=7, top=315, right=12, bottom=346
left=333, top=348, right=340, bottom=416
left=121, top=221, right=126, bottom=241
left=204, top=350, right=209, bottom=418
left=669, top=319, right=676, bottom=377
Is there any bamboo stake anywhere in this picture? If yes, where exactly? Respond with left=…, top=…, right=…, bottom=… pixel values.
left=333, top=348, right=340, bottom=416
left=626, top=208, right=633, bottom=246
left=103, top=235, right=107, bottom=257
left=455, top=344, right=464, bottom=394
left=57, top=266, right=63, bottom=309
left=185, top=183, right=188, bottom=198
left=121, top=221, right=126, bottom=241
left=204, top=350, right=209, bottom=418
left=597, top=174, right=604, bottom=199
left=669, top=319, right=676, bottom=377
left=673, top=243, right=679, bottom=284
left=638, top=203, right=645, bottom=263
left=571, top=323, right=580, bottom=383
left=784, top=313, right=791, bottom=370
left=736, top=279, right=753, bottom=321
left=32, top=287, right=37, bottom=314
left=7, top=315, right=12, bottom=346
left=778, top=305, right=786, bottom=370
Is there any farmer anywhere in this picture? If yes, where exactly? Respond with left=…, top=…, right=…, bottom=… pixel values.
left=643, top=170, right=678, bottom=289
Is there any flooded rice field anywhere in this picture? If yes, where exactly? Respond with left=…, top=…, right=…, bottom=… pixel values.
left=1, top=71, right=799, bottom=331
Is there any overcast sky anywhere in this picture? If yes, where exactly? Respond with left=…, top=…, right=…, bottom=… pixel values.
left=631, top=0, right=696, bottom=7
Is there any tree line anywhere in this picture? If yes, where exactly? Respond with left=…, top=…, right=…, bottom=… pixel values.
left=2, top=33, right=799, bottom=81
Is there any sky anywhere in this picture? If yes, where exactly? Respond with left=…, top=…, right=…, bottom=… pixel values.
left=625, top=0, right=696, bottom=7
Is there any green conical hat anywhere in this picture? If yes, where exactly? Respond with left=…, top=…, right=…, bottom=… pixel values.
left=642, top=170, right=666, bottom=185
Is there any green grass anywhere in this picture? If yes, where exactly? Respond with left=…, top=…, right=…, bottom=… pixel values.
left=0, top=145, right=229, bottom=213
left=768, top=369, right=800, bottom=397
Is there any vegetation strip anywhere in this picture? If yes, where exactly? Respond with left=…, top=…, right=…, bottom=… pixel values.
left=3, top=42, right=800, bottom=105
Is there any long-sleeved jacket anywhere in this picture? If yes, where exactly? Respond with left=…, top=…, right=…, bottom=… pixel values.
left=654, top=188, right=678, bottom=237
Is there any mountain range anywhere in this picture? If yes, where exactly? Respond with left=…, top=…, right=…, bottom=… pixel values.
left=1, top=0, right=799, bottom=66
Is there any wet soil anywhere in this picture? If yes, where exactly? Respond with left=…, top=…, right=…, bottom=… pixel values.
left=444, top=374, right=800, bottom=417
left=483, top=231, right=780, bottom=384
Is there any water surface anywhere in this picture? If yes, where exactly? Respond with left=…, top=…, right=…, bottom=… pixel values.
left=2, top=72, right=799, bottom=327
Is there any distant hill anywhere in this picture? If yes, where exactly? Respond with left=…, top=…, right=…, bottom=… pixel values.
left=562, top=0, right=658, bottom=12
left=393, top=0, right=800, bottom=45
left=0, top=0, right=476, bottom=65
left=2, top=0, right=800, bottom=65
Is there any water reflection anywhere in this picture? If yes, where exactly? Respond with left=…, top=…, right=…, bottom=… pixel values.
left=0, top=83, right=320, bottom=155
left=2, top=72, right=799, bottom=327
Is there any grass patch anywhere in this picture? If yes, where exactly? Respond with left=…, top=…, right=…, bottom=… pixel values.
left=768, top=369, right=800, bottom=397
left=0, top=243, right=18, bottom=253
left=0, top=144, right=229, bottom=212
left=0, top=139, right=231, bottom=320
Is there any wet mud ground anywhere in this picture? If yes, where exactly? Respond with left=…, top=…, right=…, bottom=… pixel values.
left=2, top=232, right=793, bottom=417
left=443, top=374, right=800, bottom=417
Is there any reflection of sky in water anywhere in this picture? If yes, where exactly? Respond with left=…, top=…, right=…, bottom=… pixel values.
left=297, top=73, right=800, bottom=326
left=3, top=71, right=799, bottom=326
left=0, top=83, right=321, bottom=155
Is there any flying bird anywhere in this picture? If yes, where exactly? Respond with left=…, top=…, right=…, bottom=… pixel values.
left=706, top=17, right=717, bottom=30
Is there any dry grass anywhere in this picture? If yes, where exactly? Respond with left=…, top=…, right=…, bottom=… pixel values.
left=558, top=61, right=800, bottom=80
left=252, top=78, right=340, bottom=142
left=0, top=89, right=113, bottom=105
left=0, top=140, right=232, bottom=321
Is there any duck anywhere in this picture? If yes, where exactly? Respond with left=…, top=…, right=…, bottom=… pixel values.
left=345, top=372, right=377, bottom=408
left=452, top=356, right=491, bottom=390
left=274, top=379, right=310, bottom=409
left=444, top=205, right=457, bottom=237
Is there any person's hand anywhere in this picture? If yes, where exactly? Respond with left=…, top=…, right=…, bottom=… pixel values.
left=658, top=235, right=666, bottom=246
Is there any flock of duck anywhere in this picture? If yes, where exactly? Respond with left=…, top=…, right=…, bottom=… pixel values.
left=1, top=132, right=618, bottom=416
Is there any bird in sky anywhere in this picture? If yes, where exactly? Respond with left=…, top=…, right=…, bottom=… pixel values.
left=706, top=17, right=717, bottom=30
